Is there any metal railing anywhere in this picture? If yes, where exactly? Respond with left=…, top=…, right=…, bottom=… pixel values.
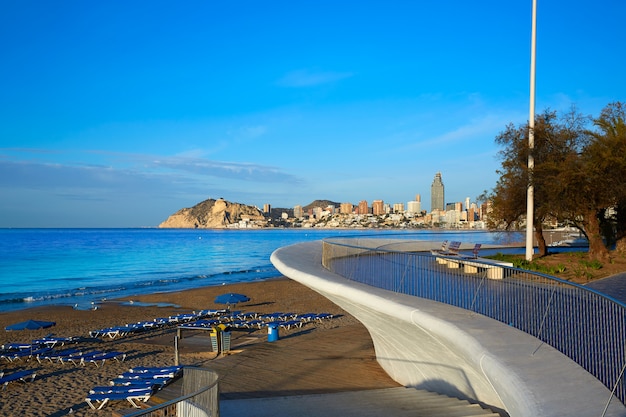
left=125, top=367, right=220, bottom=417
left=322, top=237, right=626, bottom=408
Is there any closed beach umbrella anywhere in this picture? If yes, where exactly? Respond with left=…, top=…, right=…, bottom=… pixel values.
left=5, top=319, right=56, bottom=331
left=214, top=293, right=250, bottom=306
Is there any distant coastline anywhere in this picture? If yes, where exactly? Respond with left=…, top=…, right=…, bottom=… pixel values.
left=157, top=197, right=488, bottom=230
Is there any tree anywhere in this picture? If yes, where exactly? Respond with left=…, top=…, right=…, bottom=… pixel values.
left=582, top=102, right=626, bottom=257
left=488, top=110, right=584, bottom=257
left=488, top=102, right=626, bottom=262
left=545, top=103, right=626, bottom=261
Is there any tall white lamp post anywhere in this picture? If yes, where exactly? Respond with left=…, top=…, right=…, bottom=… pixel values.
left=526, top=0, right=537, bottom=261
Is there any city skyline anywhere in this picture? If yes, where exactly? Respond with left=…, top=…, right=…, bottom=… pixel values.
left=288, top=173, right=477, bottom=213
left=1, top=2, right=624, bottom=227
left=285, top=193, right=477, bottom=216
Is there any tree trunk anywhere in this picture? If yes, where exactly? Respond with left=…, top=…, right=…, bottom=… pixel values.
left=534, top=221, right=548, bottom=257
left=584, top=209, right=610, bottom=261
left=616, top=237, right=626, bottom=254
left=615, top=201, right=626, bottom=252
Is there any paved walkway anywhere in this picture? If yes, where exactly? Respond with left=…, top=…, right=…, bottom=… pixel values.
left=586, top=272, right=626, bottom=303
left=200, top=322, right=401, bottom=399
left=271, top=241, right=626, bottom=417
left=221, top=387, right=502, bottom=417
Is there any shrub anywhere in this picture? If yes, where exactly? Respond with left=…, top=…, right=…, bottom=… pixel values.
left=579, top=259, right=603, bottom=270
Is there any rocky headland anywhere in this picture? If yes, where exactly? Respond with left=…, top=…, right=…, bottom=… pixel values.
left=158, top=198, right=266, bottom=228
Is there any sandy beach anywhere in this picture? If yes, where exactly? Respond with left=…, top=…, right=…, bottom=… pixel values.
left=0, top=277, right=398, bottom=416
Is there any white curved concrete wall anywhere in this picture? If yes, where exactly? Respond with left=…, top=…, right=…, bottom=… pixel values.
left=271, top=241, right=626, bottom=417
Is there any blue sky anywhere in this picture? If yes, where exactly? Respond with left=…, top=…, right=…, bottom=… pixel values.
left=1, top=1, right=624, bottom=227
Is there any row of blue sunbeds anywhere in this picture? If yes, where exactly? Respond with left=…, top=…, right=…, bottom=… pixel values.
left=85, top=365, right=182, bottom=410
left=0, top=334, right=127, bottom=393
left=0, top=335, right=82, bottom=363
left=38, top=348, right=126, bottom=367
left=89, top=309, right=228, bottom=339
left=1, top=339, right=126, bottom=367
left=180, top=311, right=335, bottom=331
left=0, top=342, right=43, bottom=388
left=88, top=309, right=335, bottom=341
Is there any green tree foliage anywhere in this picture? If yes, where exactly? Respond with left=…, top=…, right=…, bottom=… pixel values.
left=582, top=102, right=626, bottom=257
left=487, top=109, right=584, bottom=256
left=488, top=102, right=626, bottom=261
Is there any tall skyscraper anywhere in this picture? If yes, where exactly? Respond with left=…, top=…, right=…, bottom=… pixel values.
left=431, top=172, right=445, bottom=212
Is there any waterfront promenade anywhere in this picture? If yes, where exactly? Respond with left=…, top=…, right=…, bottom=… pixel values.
left=587, top=272, right=626, bottom=303
left=271, top=240, right=626, bottom=417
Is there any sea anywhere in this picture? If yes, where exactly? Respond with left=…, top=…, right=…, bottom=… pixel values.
left=0, top=228, right=523, bottom=313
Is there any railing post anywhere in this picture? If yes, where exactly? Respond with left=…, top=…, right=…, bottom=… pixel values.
left=174, top=335, right=179, bottom=366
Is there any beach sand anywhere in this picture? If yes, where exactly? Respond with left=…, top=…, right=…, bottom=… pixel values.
left=0, top=277, right=398, bottom=416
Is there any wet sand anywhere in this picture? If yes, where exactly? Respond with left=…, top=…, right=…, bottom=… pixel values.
left=0, top=277, right=398, bottom=416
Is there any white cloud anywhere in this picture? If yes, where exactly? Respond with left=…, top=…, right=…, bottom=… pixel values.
left=397, top=109, right=525, bottom=152
left=430, top=114, right=509, bottom=144
left=277, top=69, right=353, bottom=87
left=0, top=150, right=304, bottom=192
left=151, top=156, right=302, bottom=184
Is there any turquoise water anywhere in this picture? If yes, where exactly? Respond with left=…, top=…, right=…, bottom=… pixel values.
left=0, top=228, right=519, bottom=312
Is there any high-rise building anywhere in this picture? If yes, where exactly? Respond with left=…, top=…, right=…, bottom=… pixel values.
left=407, top=200, right=421, bottom=214
left=340, top=202, right=353, bottom=214
left=358, top=200, right=369, bottom=215
left=293, top=205, right=303, bottom=219
left=407, top=194, right=421, bottom=214
left=312, top=207, right=323, bottom=219
left=480, top=200, right=491, bottom=221
left=468, top=207, right=476, bottom=222
left=263, top=204, right=271, bottom=214
left=431, top=172, right=445, bottom=212
left=372, top=200, right=384, bottom=215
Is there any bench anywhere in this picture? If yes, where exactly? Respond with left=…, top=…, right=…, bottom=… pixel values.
left=431, top=241, right=461, bottom=257
left=436, top=255, right=513, bottom=279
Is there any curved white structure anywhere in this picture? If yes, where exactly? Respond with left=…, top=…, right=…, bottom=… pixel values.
left=271, top=241, right=626, bottom=417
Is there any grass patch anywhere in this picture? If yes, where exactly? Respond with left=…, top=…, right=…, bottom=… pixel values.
left=484, top=251, right=619, bottom=283
left=486, top=253, right=567, bottom=275
left=579, top=259, right=603, bottom=270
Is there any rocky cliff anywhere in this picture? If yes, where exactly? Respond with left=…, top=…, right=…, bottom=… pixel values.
left=158, top=198, right=266, bottom=228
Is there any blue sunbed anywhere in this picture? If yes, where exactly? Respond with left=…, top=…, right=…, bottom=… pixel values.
left=85, top=389, right=151, bottom=410
left=0, top=369, right=36, bottom=390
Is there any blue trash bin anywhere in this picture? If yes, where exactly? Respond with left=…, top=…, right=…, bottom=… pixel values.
left=267, top=323, right=279, bottom=342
